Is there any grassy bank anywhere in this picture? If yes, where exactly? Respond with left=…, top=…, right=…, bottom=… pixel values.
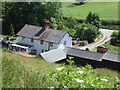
left=1, top=49, right=120, bottom=88
left=103, top=44, right=120, bottom=54
left=62, top=2, right=118, bottom=20
left=91, top=44, right=120, bottom=53
left=2, top=49, right=59, bottom=88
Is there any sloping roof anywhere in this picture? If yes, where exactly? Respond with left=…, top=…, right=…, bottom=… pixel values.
left=17, top=24, right=42, bottom=38
left=41, top=46, right=120, bottom=63
left=103, top=52, right=120, bottom=63
left=64, top=47, right=105, bottom=61
left=38, top=29, right=67, bottom=43
left=41, top=49, right=66, bottom=62
left=17, top=24, right=67, bottom=43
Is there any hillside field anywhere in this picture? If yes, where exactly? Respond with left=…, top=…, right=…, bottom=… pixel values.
left=1, top=49, right=120, bottom=88
left=62, top=2, right=118, bottom=20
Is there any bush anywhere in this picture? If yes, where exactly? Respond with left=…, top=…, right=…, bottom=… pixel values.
left=75, top=23, right=99, bottom=43
left=48, top=57, right=119, bottom=88
left=110, top=31, right=120, bottom=46
left=86, top=12, right=101, bottom=29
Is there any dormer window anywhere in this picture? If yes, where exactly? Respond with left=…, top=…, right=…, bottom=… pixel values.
left=40, top=40, right=43, bottom=44
left=31, top=38, right=34, bottom=42
left=22, top=36, right=25, bottom=40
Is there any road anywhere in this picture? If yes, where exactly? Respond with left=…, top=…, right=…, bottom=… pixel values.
left=75, top=29, right=118, bottom=50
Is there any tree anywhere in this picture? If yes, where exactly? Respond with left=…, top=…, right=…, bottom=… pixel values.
left=75, top=24, right=99, bottom=43
left=10, top=24, right=15, bottom=36
left=111, top=31, right=120, bottom=46
left=86, top=12, right=101, bottom=29
left=2, top=2, right=62, bottom=35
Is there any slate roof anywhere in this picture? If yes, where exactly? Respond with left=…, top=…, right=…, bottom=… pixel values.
left=103, top=52, right=120, bottom=63
left=64, top=47, right=105, bottom=61
left=17, top=24, right=67, bottom=43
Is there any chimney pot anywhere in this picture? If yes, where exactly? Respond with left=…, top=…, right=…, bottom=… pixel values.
left=42, top=19, right=50, bottom=30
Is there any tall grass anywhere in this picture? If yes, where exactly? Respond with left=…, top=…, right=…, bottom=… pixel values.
left=2, top=49, right=120, bottom=88
left=2, top=49, right=59, bottom=88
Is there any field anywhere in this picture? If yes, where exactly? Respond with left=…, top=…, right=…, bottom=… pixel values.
left=62, top=2, right=118, bottom=20
left=1, top=49, right=120, bottom=88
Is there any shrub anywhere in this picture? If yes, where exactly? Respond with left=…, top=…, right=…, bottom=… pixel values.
left=75, top=23, right=99, bottom=43
left=48, top=57, right=119, bottom=88
left=110, top=31, right=120, bottom=46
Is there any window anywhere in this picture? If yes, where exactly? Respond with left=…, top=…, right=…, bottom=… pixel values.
left=64, top=41, right=66, bottom=45
left=22, top=37, right=25, bottom=40
left=31, top=38, right=34, bottom=42
left=49, top=42, right=53, bottom=47
left=40, top=40, right=43, bottom=44
left=42, top=49, right=44, bottom=53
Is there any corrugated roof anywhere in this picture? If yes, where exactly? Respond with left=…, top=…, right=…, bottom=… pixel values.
left=41, top=49, right=66, bottom=62
left=103, top=52, right=120, bottom=63
left=17, top=24, right=67, bottom=43
left=64, top=47, right=105, bottom=61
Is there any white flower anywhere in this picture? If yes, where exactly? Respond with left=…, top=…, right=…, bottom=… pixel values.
left=75, top=79, right=84, bottom=83
left=101, top=79, right=108, bottom=81
left=56, top=66, right=64, bottom=71
left=50, top=87, right=54, bottom=88
left=77, top=71, right=83, bottom=74
left=64, top=86, right=67, bottom=88
left=91, top=84, right=95, bottom=87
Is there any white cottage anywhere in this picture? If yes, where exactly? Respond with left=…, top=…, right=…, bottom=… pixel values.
left=15, top=19, right=72, bottom=55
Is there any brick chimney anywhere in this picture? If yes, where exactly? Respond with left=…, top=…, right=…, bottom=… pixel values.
left=42, top=19, right=50, bottom=30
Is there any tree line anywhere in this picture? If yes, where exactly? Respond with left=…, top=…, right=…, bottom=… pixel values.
left=2, top=2, right=100, bottom=43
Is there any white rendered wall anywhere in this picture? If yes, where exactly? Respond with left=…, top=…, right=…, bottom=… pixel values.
left=34, top=40, right=58, bottom=55
left=16, top=36, right=34, bottom=46
left=16, top=36, right=58, bottom=55
left=16, top=33, right=72, bottom=55
left=59, top=33, right=72, bottom=47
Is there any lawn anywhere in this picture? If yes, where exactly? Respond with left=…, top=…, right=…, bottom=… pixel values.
left=62, top=2, right=118, bottom=20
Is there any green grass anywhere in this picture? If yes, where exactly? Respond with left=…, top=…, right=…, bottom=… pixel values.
left=94, top=68, right=120, bottom=79
left=62, top=2, right=118, bottom=20
left=1, top=49, right=120, bottom=88
left=2, top=49, right=59, bottom=74
left=91, top=44, right=120, bottom=53
left=2, top=49, right=60, bottom=88
left=103, top=44, right=120, bottom=54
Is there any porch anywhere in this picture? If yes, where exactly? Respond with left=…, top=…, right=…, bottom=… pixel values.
left=9, top=43, right=33, bottom=52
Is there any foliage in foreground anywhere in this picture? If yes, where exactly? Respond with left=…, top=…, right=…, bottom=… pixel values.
left=2, top=55, right=54, bottom=88
left=48, top=57, right=120, bottom=88
left=2, top=49, right=120, bottom=88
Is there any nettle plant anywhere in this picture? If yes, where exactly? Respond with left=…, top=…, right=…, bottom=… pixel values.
left=48, top=57, right=119, bottom=88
